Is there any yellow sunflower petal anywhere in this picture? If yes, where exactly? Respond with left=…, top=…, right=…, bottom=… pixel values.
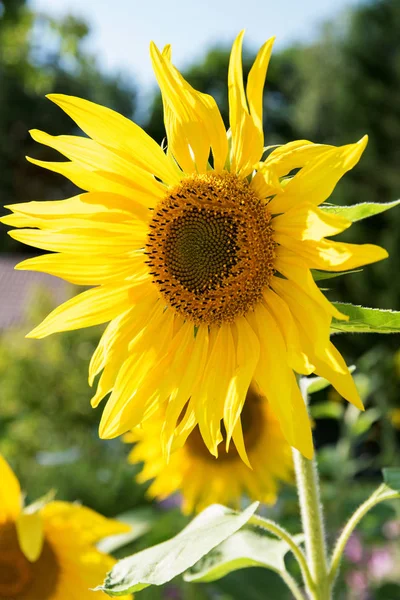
left=274, top=248, right=348, bottom=320
left=224, top=316, right=260, bottom=447
left=193, top=324, right=235, bottom=456
left=26, top=157, right=148, bottom=200
left=247, top=304, right=313, bottom=459
left=160, top=324, right=209, bottom=453
left=263, top=288, right=315, bottom=375
left=47, top=93, right=179, bottom=186
left=30, top=130, right=165, bottom=207
left=311, top=343, right=364, bottom=410
left=228, top=31, right=264, bottom=176
left=271, top=277, right=331, bottom=353
left=88, top=306, right=143, bottom=387
left=9, top=224, right=146, bottom=255
left=26, top=284, right=138, bottom=339
left=0, top=455, right=22, bottom=523
left=5, top=193, right=147, bottom=222
left=246, top=37, right=275, bottom=134
left=15, top=253, right=147, bottom=286
left=150, top=42, right=227, bottom=173
left=269, top=136, right=368, bottom=213
left=273, top=202, right=351, bottom=240
left=262, top=140, right=327, bottom=178
left=99, top=304, right=176, bottom=438
left=16, top=511, right=44, bottom=562
left=42, top=501, right=130, bottom=543
left=275, top=234, right=388, bottom=271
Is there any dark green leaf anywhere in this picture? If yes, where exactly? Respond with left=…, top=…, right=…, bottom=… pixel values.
left=383, top=468, right=400, bottom=493
left=98, top=502, right=258, bottom=596
left=309, top=401, right=344, bottom=419
left=184, top=526, right=301, bottom=583
left=312, top=269, right=362, bottom=282
left=331, top=303, right=400, bottom=334
left=321, top=199, right=400, bottom=222
left=213, top=566, right=291, bottom=600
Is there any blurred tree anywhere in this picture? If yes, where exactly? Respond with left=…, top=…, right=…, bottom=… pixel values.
left=290, top=0, right=400, bottom=315
left=0, top=0, right=137, bottom=251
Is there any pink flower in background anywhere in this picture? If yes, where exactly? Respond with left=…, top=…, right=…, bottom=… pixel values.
left=346, top=570, right=368, bottom=599
left=368, top=547, right=394, bottom=580
left=345, top=533, right=364, bottom=564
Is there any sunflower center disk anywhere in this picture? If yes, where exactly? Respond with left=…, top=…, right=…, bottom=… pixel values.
left=146, top=172, right=276, bottom=325
left=0, top=522, right=59, bottom=598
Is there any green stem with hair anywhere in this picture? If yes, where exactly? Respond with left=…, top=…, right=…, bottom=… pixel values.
left=293, top=380, right=332, bottom=600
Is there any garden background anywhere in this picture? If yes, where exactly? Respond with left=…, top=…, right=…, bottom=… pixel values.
left=0, top=0, right=399, bottom=597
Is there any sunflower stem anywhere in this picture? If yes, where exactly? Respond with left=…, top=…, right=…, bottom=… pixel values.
left=293, top=380, right=331, bottom=600
left=280, top=570, right=307, bottom=600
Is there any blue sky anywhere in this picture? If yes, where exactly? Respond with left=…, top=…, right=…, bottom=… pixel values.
left=30, top=0, right=362, bottom=91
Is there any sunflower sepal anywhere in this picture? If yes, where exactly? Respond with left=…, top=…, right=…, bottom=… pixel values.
left=330, top=303, right=400, bottom=334
left=97, top=502, right=259, bottom=596
left=320, top=198, right=400, bottom=222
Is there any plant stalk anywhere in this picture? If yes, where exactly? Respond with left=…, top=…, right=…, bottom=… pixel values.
left=293, top=381, right=331, bottom=599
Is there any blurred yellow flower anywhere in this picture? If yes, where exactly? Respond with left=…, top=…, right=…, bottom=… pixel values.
left=390, top=408, right=400, bottom=429
left=0, top=455, right=131, bottom=600
left=126, top=385, right=293, bottom=513
left=1, top=32, right=387, bottom=461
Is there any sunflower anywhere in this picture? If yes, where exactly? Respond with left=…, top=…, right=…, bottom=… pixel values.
left=126, top=384, right=293, bottom=514
left=0, top=455, right=131, bottom=600
left=1, top=32, right=387, bottom=460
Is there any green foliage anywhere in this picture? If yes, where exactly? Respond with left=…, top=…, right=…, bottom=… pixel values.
left=98, top=503, right=258, bottom=595
left=331, top=303, right=400, bottom=334
left=321, top=200, right=400, bottom=222
left=0, top=288, right=145, bottom=516
left=185, top=528, right=299, bottom=583
left=383, top=468, right=400, bottom=493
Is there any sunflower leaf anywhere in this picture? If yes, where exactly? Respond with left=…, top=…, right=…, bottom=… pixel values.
left=97, top=502, right=259, bottom=596
left=312, top=269, right=362, bottom=282
left=382, top=468, right=400, bottom=493
left=331, top=303, right=400, bottom=334
left=321, top=199, right=400, bottom=222
left=184, top=526, right=302, bottom=583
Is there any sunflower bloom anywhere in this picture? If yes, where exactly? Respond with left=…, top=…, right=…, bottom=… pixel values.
left=2, top=32, right=387, bottom=460
left=126, top=385, right=293, bottom=513
left=0, top=455, right=131, bottom=600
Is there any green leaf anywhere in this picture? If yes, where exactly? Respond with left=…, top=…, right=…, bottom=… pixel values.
left=309, top=401, right=344, bottom=419
left=312, top=269, right=362, bottom=282
left=184, top=527, right=301, bottom=583
left=383, top=468, right=400, bottom=493
left=321, top=199, right=400, bottom=222
left=97, top=502, right=259, bottom=596
left=350, top=408, right=381, bottom=437
left=214, top=566, right=291, bottom=600
left=331, top=303, right=400, bottom=334
left=97, top=507, right=156, bottom=554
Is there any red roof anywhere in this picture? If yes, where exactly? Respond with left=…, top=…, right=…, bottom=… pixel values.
left=0, top=255, right=70, bottom=330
